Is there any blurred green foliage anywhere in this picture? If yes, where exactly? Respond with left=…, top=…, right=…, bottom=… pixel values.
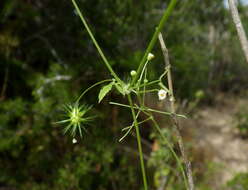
left=1, top=0, right=248, bottom=189
left=235, top=105, right=248, bottom=138
left=148, top=128, right=185, bottom=190
left=226, top=172, right=248, bottom=189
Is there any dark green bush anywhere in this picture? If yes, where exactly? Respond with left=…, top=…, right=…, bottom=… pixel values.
left=1, top=0, right=248, bottom=189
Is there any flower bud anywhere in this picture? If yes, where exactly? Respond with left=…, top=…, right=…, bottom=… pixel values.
left=147, top=53, right=155, bottom=61
left=72, top=138, right=77, bottom=144
left=130, top=70, right=137, bottom=77
left=169, top=96, right=175, bottom=102
left=195, top=90, right=204, bottom=99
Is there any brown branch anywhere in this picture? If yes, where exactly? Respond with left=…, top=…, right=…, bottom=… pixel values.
left=228, top=0, right=248, bottom=63
left=158, top=33, right=175, bottom=112
left=158, top=32, right=194, bottom=190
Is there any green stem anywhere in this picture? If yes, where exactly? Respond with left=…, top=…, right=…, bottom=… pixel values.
left=136, top=80, right=160, bottom=88
left=110, top=101, right=187, bottom=118
left=71, top=0, right=122, bottom=84
left=119, top=110, right=141, bottom=142
left=131, top=0, right=177, bottom=86
left=76, top=79, right=112, bottom=102
left=127, top=94, right=148, bottom=190
left=122, top=116, right=152, bottom=131
left=110, top=101, right=171, bottom=116
left=137, top=60, right=149, bottom=86
left=137, top=89, right=159, bottom=94
left=135, top=93, right=188, bottom=189
left=150, top=117, right=188, bottom=189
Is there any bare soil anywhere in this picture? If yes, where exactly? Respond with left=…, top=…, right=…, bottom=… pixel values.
left=183, top=94, right=248, bottom=188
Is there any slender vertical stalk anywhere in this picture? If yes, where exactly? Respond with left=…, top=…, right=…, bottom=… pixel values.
left=131, top=0, right=177, bottom=86
left=71, top=0, right=123, bottom=84
left=158, top=33, right=175, bottom=112
left=158, top=33, right=194, bottom=190
left=127, top=94, right=148, bottom=190
left=228, top=0, right=248, bottom=63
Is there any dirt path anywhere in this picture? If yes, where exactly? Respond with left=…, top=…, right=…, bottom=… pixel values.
left=185, top=95, right=248, bottom=187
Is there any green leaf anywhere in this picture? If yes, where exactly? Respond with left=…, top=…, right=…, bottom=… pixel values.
left=98, top=82, right=114, bottom=103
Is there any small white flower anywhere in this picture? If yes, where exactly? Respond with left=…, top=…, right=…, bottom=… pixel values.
left=72, top=138, right=77, bottom=144
left=147, top=53, right=155, bottom=61
left=158, top=89, right=167, bottom=100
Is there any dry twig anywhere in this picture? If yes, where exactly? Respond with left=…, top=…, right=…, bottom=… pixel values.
left=228, top=0, right=248, bottom=63
left=158, top=32, right=194, bottom=190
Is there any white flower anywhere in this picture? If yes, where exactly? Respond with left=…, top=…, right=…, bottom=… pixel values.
left=147, top=53, right=155, bottom=61
left=72, top=138, right=77, bottom=144
left=158, top=89, right=167, bottom=100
